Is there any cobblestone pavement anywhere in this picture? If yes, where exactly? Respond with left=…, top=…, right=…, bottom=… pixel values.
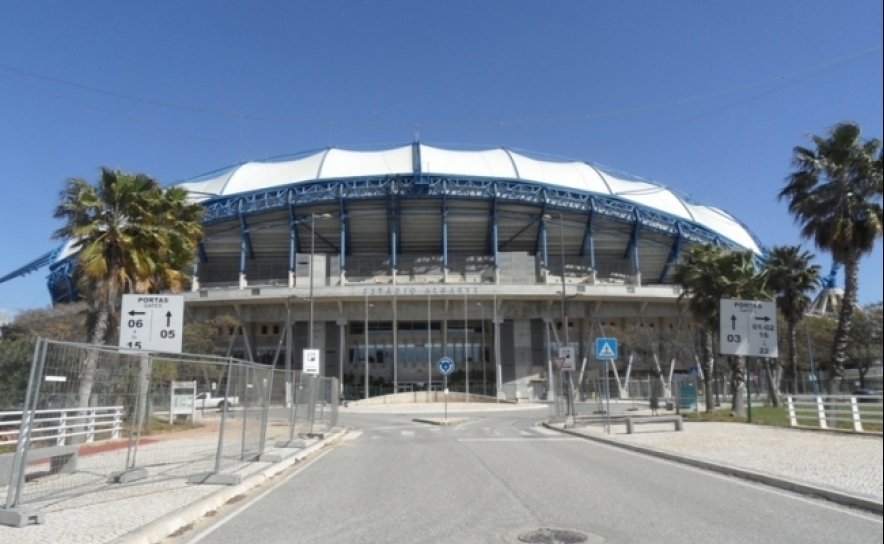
left=571, top=419, right=883, bottom=501
left=0, top=415, right=320, bottom=544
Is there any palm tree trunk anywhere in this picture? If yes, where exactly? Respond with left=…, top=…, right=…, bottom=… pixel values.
left=763, top=359, right=781, bottom=407
left=829, top=255, right=859, bottom=394
left=700, top=328, right=714, bottom=413
left=788, top=319, right=798, bottom=395
left=730, top=356, right=746, bottom=417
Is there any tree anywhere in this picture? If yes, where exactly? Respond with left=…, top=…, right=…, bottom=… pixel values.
left=674, top=244, right=771, bottom=415
left=780, top=122, right=883, bottom=393
left=765, top=246, right=820, bottom=395
left=52, top=168, right=204, bottom=407
left=846, top=302, right=883, bottom=388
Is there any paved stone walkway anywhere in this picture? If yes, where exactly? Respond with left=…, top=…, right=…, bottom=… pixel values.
left=570, top=419, right=883, bottom=501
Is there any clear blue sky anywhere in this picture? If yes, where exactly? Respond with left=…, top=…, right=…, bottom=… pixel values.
left=1, top=0, right=882, bottom=317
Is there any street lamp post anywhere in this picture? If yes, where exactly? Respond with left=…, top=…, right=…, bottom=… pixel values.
left=308, top=213, right=331, bottom=350
left=427, top=292, right=432, bottom=401
left=478, top=302, right=485, bottom=396
left=364, top=292, right=372, bottom=400
left=464, top=290, right=469, bottom=402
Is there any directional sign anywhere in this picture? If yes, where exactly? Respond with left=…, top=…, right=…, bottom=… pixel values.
left=719, top=299, right=778, bottom=358
left=119, top=295, right=184, bottom=353
left=595, top=338, right=618, bottom=360
left=303, top=349, right=321, bottom=375
left=437, top=357, right=455, bottom=375
left=558, top=347, right=576, bottom=371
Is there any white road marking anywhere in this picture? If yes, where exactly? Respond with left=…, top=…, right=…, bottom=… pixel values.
left=532, top=427, right=560, bottom=435
left=457, top=437, right=581, bottom=442
left=344, top=431, right=363, bottom=441
left=401, top=430, right=414, bottom=436
left=185, top=450, right=332, bottom=544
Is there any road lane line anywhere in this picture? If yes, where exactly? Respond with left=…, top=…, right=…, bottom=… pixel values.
left=344, top=431, right=363, bottom=441
left=457, top=437, right=581, bottom=442
left=185, top=449, right=333, bottom=544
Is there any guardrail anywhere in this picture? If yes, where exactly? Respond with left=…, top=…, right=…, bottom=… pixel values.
left=785, top=394, right=883, bottom=432
left=0, top=407, right=124, bottom=445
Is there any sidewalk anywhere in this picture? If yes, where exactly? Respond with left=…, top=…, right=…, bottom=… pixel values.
left=0, top=431, right=344, bottom=544
left=548, top=415, right=883, bottom=510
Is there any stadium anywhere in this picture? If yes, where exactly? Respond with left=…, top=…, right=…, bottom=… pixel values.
left=4, top=143, right=765, bottom=400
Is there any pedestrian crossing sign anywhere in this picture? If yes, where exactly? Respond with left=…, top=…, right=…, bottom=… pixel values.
left=595, top=338, right=618, bottom=360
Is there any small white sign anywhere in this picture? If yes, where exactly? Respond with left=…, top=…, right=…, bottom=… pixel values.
left=303, top=349, right=321, bottom=375
left=719, top=298, right=778, bottom=358
left=559, top=347, right=576, bottom=371
left=119, top=295, right=184, bottom=353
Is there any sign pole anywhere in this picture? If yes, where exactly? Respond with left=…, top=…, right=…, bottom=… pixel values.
left=747, top=357, right=753, bottom=423
left=444, top=373, right=448, bottom=422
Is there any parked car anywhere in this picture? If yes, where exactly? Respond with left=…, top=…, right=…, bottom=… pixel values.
left=194, top=392, right=239, bottom=410
left=851, top=389, right=882, bottom=403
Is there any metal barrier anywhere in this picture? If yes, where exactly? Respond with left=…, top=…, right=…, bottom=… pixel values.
left=0, top=338, right=276, bottom=527
left=265, top=372, right=339, bottom=448
left=785, top=394, right=883, bottom=432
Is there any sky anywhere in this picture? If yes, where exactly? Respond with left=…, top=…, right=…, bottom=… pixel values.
left=0, top=0, right=882, bottom=316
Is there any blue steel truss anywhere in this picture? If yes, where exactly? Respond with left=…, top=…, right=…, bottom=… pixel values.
left=29, top=172, right=764, bottom=302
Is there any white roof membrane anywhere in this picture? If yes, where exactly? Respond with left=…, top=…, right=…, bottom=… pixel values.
left=175, top=144, right=762, bottom=254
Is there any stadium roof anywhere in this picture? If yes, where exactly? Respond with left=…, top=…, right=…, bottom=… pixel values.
left=179, top=143, right=762, bottom=254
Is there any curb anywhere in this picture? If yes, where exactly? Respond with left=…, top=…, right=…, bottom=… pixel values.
left=412, top=418, right=471, bottom=426
left=542, top=423, right=883, bottom=515
left=112, top=430, right=348, bottom=544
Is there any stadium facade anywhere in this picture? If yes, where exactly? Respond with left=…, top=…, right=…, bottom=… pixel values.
left=3, top=143, right=764, bottom=400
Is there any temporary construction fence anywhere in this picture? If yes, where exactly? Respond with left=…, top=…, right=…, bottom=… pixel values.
left=264, top=370, right=340, bottom=446
left=0, top=337, right=334, bottom=528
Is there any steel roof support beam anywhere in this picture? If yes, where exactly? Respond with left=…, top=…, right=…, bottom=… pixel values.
left=339, top=190, right=349, bottom=273
left=387, top=179, right=400, bottom=272
left=197, top=241, right=208, bottom=263
left=442, top=184, right=449, bottom=273
left=534, top=198, right=548, bottom=261
left=659, top=225, right=683, bottom=284
left=239, top=204, right=254, bottom=279
left=623, top=209, right=642, bottom=282
left=490, top=188, right=500, bottom=272
left=288, top=193, right=299, bottom=285
left=580, top=202, right=597, bottom=268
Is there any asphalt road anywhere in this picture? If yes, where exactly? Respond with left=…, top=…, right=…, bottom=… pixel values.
left=171, top=406, right=882, bottom=544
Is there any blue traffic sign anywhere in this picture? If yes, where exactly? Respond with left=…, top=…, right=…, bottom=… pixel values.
left=595, top=338, right=618, bottom=360
left=437, top=357, right=455, bottom=375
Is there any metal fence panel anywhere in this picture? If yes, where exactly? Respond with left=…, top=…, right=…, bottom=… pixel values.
left=1, top=338, right=275, bottom=524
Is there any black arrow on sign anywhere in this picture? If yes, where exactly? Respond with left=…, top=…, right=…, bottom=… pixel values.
left=730, top=315, right=737, bottom=330
left=128, top=310, right=145, bottom=316
left=754, top=316, right=771, bottom=322
left=166, top=311, right=172, bottom=327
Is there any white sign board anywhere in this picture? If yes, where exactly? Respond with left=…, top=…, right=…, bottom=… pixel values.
left=719, top=299, right=778, bottom=358
left=558, top=347, right=576, bottom=371
left=303, top=349, right=321, bottom=375
left=119, top=295, right=184, bottom=353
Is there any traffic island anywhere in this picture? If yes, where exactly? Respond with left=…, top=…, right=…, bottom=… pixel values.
left=412, top=417, right=471, bottom=426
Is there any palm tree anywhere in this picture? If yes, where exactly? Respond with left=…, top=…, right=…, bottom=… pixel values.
left=779, top=122, right=883, bottom=394
left=765, top=246, right=820, bottom=395
left=53, top=168, right=204, bottom=407
left=674, top=244, right=770, bottom=415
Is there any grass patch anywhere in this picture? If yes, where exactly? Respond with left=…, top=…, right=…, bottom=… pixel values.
left=0, top=443, right=15, bottom=454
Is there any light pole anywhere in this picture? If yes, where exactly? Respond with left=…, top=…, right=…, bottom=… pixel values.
left=427, top=292, right=432, bottom=401
left=308, top=212, right=332, bottom=350
left=478, top=302, right=485, bottom=396
left=464, top=290, right=469, bottom=402
left=364, top=292, right=372, bottom=400
left=545, top=213, right=572, bottom=417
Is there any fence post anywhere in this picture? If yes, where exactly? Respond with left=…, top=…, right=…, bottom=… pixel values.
left=786, top=396, right=797, bottom=427
left=850, top=396, right=863, bottom=432
left=0, top=338, right=48, bottom=527
left=57, top=411, right=67, bottom=446
left=112, top=407, right=122, bottom=439
left=87, top=409, right=96, bottom=443
left=815, top=396, right=827, bottom=429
